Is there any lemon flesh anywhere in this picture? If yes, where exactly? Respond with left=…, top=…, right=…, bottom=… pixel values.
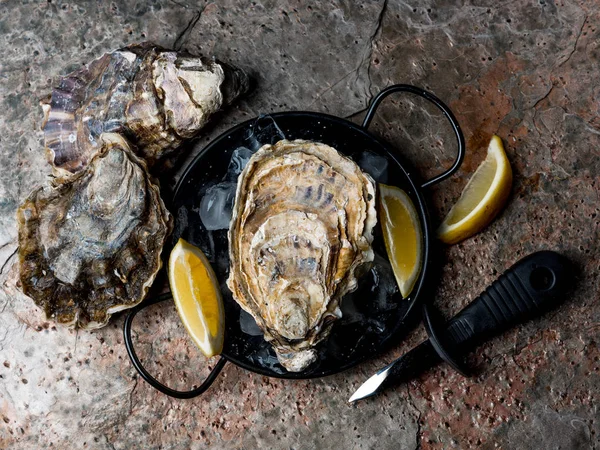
left=437, top=135, right=512, bottom=245
left=168, top=238, right=224, bottom=357
left=378, top=184, right=423, bottom=298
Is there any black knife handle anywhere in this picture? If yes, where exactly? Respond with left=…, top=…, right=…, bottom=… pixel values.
left=445, top=250, right=571, bottom=348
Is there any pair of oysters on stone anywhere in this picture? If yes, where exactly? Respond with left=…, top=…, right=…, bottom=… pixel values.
left=18, top=43, right=377, bottom=372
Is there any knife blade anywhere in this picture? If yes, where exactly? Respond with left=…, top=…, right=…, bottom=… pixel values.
left=349, top=250, right=572, bottom=403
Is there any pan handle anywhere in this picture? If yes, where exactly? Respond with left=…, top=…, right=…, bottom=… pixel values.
left=123, top=292, right=227, bottom=399
left=361, top=84, right=465, bottom=189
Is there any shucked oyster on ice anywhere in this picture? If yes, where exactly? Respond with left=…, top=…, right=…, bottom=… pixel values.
left=227, top=140, right=377, bottom=371
left=42, top=42, right=250, bottom=174
left=17, top=133, right=172, bottom=329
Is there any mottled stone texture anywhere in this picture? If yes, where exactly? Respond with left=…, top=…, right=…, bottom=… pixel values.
left=0, top=1, right=598, bottom=449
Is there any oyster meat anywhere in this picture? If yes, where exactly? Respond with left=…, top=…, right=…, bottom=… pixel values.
left=227, top=140, right=377, bottom=371
left=42, top=42, right=250, bottom=174
left=17, top=133, right=172, bottom=328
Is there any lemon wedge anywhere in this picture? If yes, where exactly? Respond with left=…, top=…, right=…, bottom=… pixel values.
left=437, top=135, right=512, bottom=244
left=379, top=184, right=423, bottom=298
left=168, top=238, right=224, bottom=357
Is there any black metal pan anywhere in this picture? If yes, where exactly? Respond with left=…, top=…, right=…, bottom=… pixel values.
left=123, top=85, right=465, bottom=398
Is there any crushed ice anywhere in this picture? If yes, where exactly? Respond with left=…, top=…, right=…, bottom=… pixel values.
left=358, top=151, right=389, bottom=183
left=369, top=253, right=400, bottom=311
left=223, top=147, right=253, bottom=182
left=245, top=114, right=286, bottom=151
left=199, top=182, right=237, bottom=231
left=340, top=253, right=398, bottom=327
left=239, top=309, right=263, bottom=336
left=199, top=116, right=287, bottom=231
left=198, top=147, right=255, bottom=231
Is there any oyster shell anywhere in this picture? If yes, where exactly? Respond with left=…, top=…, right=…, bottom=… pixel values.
left=227, top=140, right=377, bottom=371
left=17, top=133, right=173, bottom=329
left=42, top=42, right=250, bottom=174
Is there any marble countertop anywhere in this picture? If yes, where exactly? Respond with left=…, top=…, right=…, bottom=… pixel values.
left=1, top=1, right=598, bottom=448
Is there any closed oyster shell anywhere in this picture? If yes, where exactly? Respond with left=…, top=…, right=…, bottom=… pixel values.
left=42, top=42, right=250, bottom=174
left=17, top=133, right=173, bottom=329
left=227, top=140, right=377, bottom=371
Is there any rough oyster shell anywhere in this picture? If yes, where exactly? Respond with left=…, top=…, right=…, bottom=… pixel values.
left=227, top=140, right=377, bottom=371
left=17, top=133, right=173, bottom=329
left=42, top=42, right=250, bottom=174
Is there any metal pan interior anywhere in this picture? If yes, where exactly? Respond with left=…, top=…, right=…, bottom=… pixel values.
left=170, top=112, right=432, bottom=379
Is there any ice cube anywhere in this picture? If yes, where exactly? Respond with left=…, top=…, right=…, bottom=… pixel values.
left=239, top=310, right=263, bottom=336
left=370, top=253, right=399, bottom=312
left=224, top=147, right=254, bottom=181
left=245, top=115, right=286, bottom=151
left=198, top=181, right=237, bottom=230
left=358, top=151, right=389, bottom=183
left=339, top=290, right=366, bottom=325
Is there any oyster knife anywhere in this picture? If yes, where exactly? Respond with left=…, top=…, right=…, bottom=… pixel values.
left=349, top=251, right=572, bottom=403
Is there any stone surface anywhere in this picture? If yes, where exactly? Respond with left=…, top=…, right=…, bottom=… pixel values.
left=0, top=1, right=598, bottom=449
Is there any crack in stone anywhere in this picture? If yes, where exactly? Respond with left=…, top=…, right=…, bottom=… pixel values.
left=173, top=7, right=205, bottom=51
left=0, top=327, right=9, bottom=351
left=307, top=68, right=361, bottom=109
left=513, top=335, right=544, bottom=358
left=553, top=102, right=600, bottom=135
left=344, top=105, right=370, bottom=121
left=104, top=437, right=116, bottom=450
left=531, top=83, right=555, bottom=111
left=405, top=385, right=423, bottom=450
left=169, top=0, right=190, bottom=8
left=0, top=247, right=17, bottom=276
left=73, top=328, right=79, bottom=357
left=307, top=1, right=389, bottom=114
left=0, top=382, right=18, bottom=415
left=530, top=100, right=599, bottom=166
left=531, top=104, right=547, bottom=137
left=510, top=336, right=544, bottom=373
left=558, top=15, right=587, bottom=68
left=128, top=376, right=139, bottom=415
left=527, top=78, right=579, bottom=156
left=364, top=0, right=388, bottom=105
left=162, top=397, right=177, bottom=428
left=485, top=350, right=510, bottom=368
left=580, top=119, right=600, bottom=136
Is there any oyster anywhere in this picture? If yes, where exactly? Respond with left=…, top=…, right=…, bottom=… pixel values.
left=17, top=133, right=172, bottom=329
left=227, top=140, right=377, bottom=371
left=42, top=42, right=250, bottom=174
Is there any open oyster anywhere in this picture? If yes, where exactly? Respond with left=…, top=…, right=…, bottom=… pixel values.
left=42, top=42, right=250, bottom=174
left=227, top=140, right=377, bottom=371
left=17, top=133, right=172, bottom=328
